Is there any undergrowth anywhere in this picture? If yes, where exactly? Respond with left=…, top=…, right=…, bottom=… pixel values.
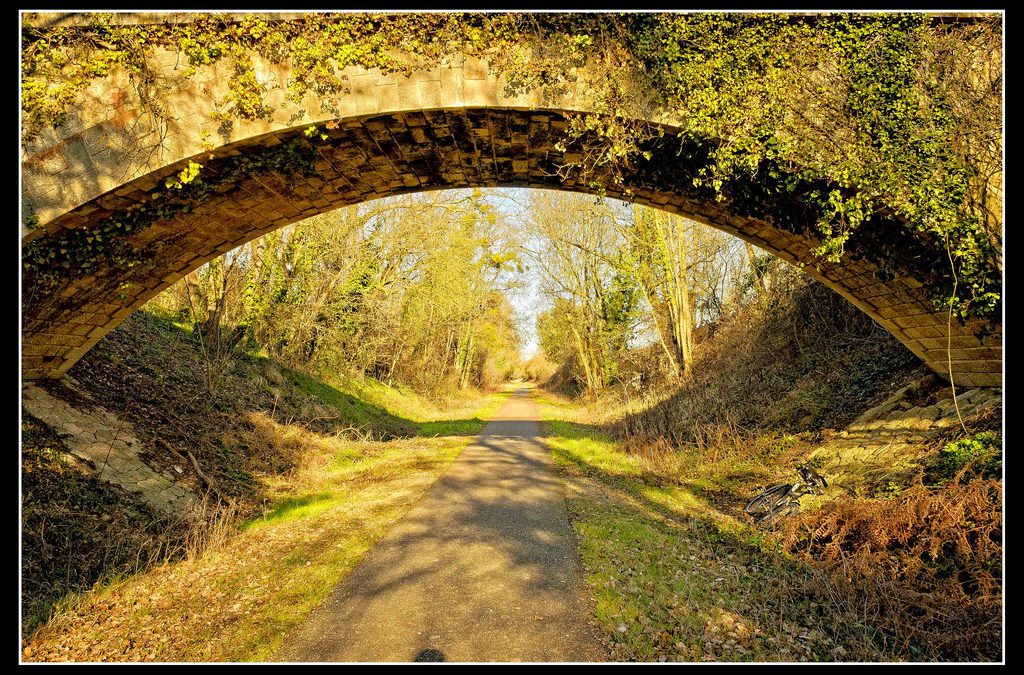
left=776, top=475, right=1001, bottom=661
left=536, top=269, right=1001, bottom=662
left=542, top=393, right=1002, bottom=661
left=21, top=412, right=187, bottom=637
left=773, top=404, right=1003, bottom=661
left=540, top=377, right=1003, bottom=662
left=615, top=273, right=925, bottom=445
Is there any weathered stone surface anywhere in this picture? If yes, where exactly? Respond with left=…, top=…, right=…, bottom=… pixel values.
left=22, top=382, right=197, bottom=515
left=812, top=385, right=1002, bottom=495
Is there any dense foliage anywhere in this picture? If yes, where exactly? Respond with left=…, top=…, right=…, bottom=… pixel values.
left=152, top=190, right=523, bottom=394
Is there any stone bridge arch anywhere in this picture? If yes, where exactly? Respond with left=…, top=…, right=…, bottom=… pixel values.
left=21, top=28, right=1001, bottom=387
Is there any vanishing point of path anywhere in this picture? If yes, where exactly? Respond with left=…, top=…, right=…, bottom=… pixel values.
left=277, top=386, right=605, bottom=663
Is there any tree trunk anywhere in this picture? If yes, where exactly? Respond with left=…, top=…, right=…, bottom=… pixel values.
left=571, top=324, right=601, bottom=394
left=745, top=241, right=767, bottom=296
left=459, top=333, right=474, bottom=389
left=664, top=214, right=693, bottom=377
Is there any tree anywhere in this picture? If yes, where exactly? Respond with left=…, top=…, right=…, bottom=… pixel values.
left=618, top=206, right=694, bottom=380
left=527, top=191, right=640, bottom=394
left=151, top=189, right=526, bottom=395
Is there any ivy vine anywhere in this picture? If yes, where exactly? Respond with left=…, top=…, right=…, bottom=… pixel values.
left=23, top=128, right=330, bottom=298
left=21, top=11, right=1002, bottom=326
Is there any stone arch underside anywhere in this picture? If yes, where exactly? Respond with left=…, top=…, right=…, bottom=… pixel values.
left=20, top=52, right=1001, bottom=387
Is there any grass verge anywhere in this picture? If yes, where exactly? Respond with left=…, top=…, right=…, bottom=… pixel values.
left=285, top=365, right=510, bottom=439
left=22, top=345, right=511, bottom=662
left=22, top=432, right=473, bottom=662
left=539, top=411, right=880, bottom=662
left=539, top=391, right=1002, bottom=662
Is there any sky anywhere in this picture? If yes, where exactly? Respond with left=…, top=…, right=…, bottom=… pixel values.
left=473, top=188, right=546, bottom=361
left=200, top=185, right=753, bottom=363
left=444, top=186, right=736, bottom=362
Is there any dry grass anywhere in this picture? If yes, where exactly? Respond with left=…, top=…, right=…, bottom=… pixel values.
left=615, top=273, right=925, bottom=445
left=620, top=436, right=684, bottom=484
left=541, top=390, right=1003, bottom=662
left=22, top=312, right=510, bottom=661
left=533, top=387, right=627, bottom=427
left=776, top=476, right=1002, bottom=661
left=616, top=422, right=814, bottom=517
left=21, top=425, right=473, bottom=662
left=21, top=413, right=188, bottom=638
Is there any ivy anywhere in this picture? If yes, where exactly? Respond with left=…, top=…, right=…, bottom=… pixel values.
left=21, top=12, right=1002, bottom=325
left=621, top=13, right=1002, bottom=325
left=164, top=161, right=203, bottom=189
left=23, top=132, right=329, bottom=298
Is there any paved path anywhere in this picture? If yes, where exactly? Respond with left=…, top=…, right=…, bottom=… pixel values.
left=278, top=386, right=604, bottom=663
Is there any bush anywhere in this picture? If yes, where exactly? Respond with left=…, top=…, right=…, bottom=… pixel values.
left=932, top=432, right=1001, bottom=483
left=776, top=477, right=1002, bottom=661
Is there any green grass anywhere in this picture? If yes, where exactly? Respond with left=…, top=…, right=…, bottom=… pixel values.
left=23, top=432, right=475, bottom=663
left=416, top=393, right=509, bottom=437
left=544, top=419, right=642, bottom=481
left=539, top=410, right=872, bottom=662
left=287, top=366, right=510, bottom=439
left=417, top=418, right=483, bottom=436
left=286, top=369, right=417, bottom=438
left=22, top=316, right=512, bottom=662
left=242, top=492, right=334, bottom=529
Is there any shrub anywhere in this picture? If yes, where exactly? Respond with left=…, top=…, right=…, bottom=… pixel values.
left=932, top=432, right=1002, bottom=483
left=776, top=477, right=1002, bottom=661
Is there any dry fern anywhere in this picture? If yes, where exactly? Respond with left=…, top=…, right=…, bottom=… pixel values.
left=776, top=476, right=1002, bottom=661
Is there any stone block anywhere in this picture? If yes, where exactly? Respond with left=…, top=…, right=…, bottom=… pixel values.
left=377, top=83, right=401, bottom=113
left=21, top=61, right=1004, bottom=384
left=439, top=67, right=464, bottom=107
left=463, top=78, right=499, bottom=108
